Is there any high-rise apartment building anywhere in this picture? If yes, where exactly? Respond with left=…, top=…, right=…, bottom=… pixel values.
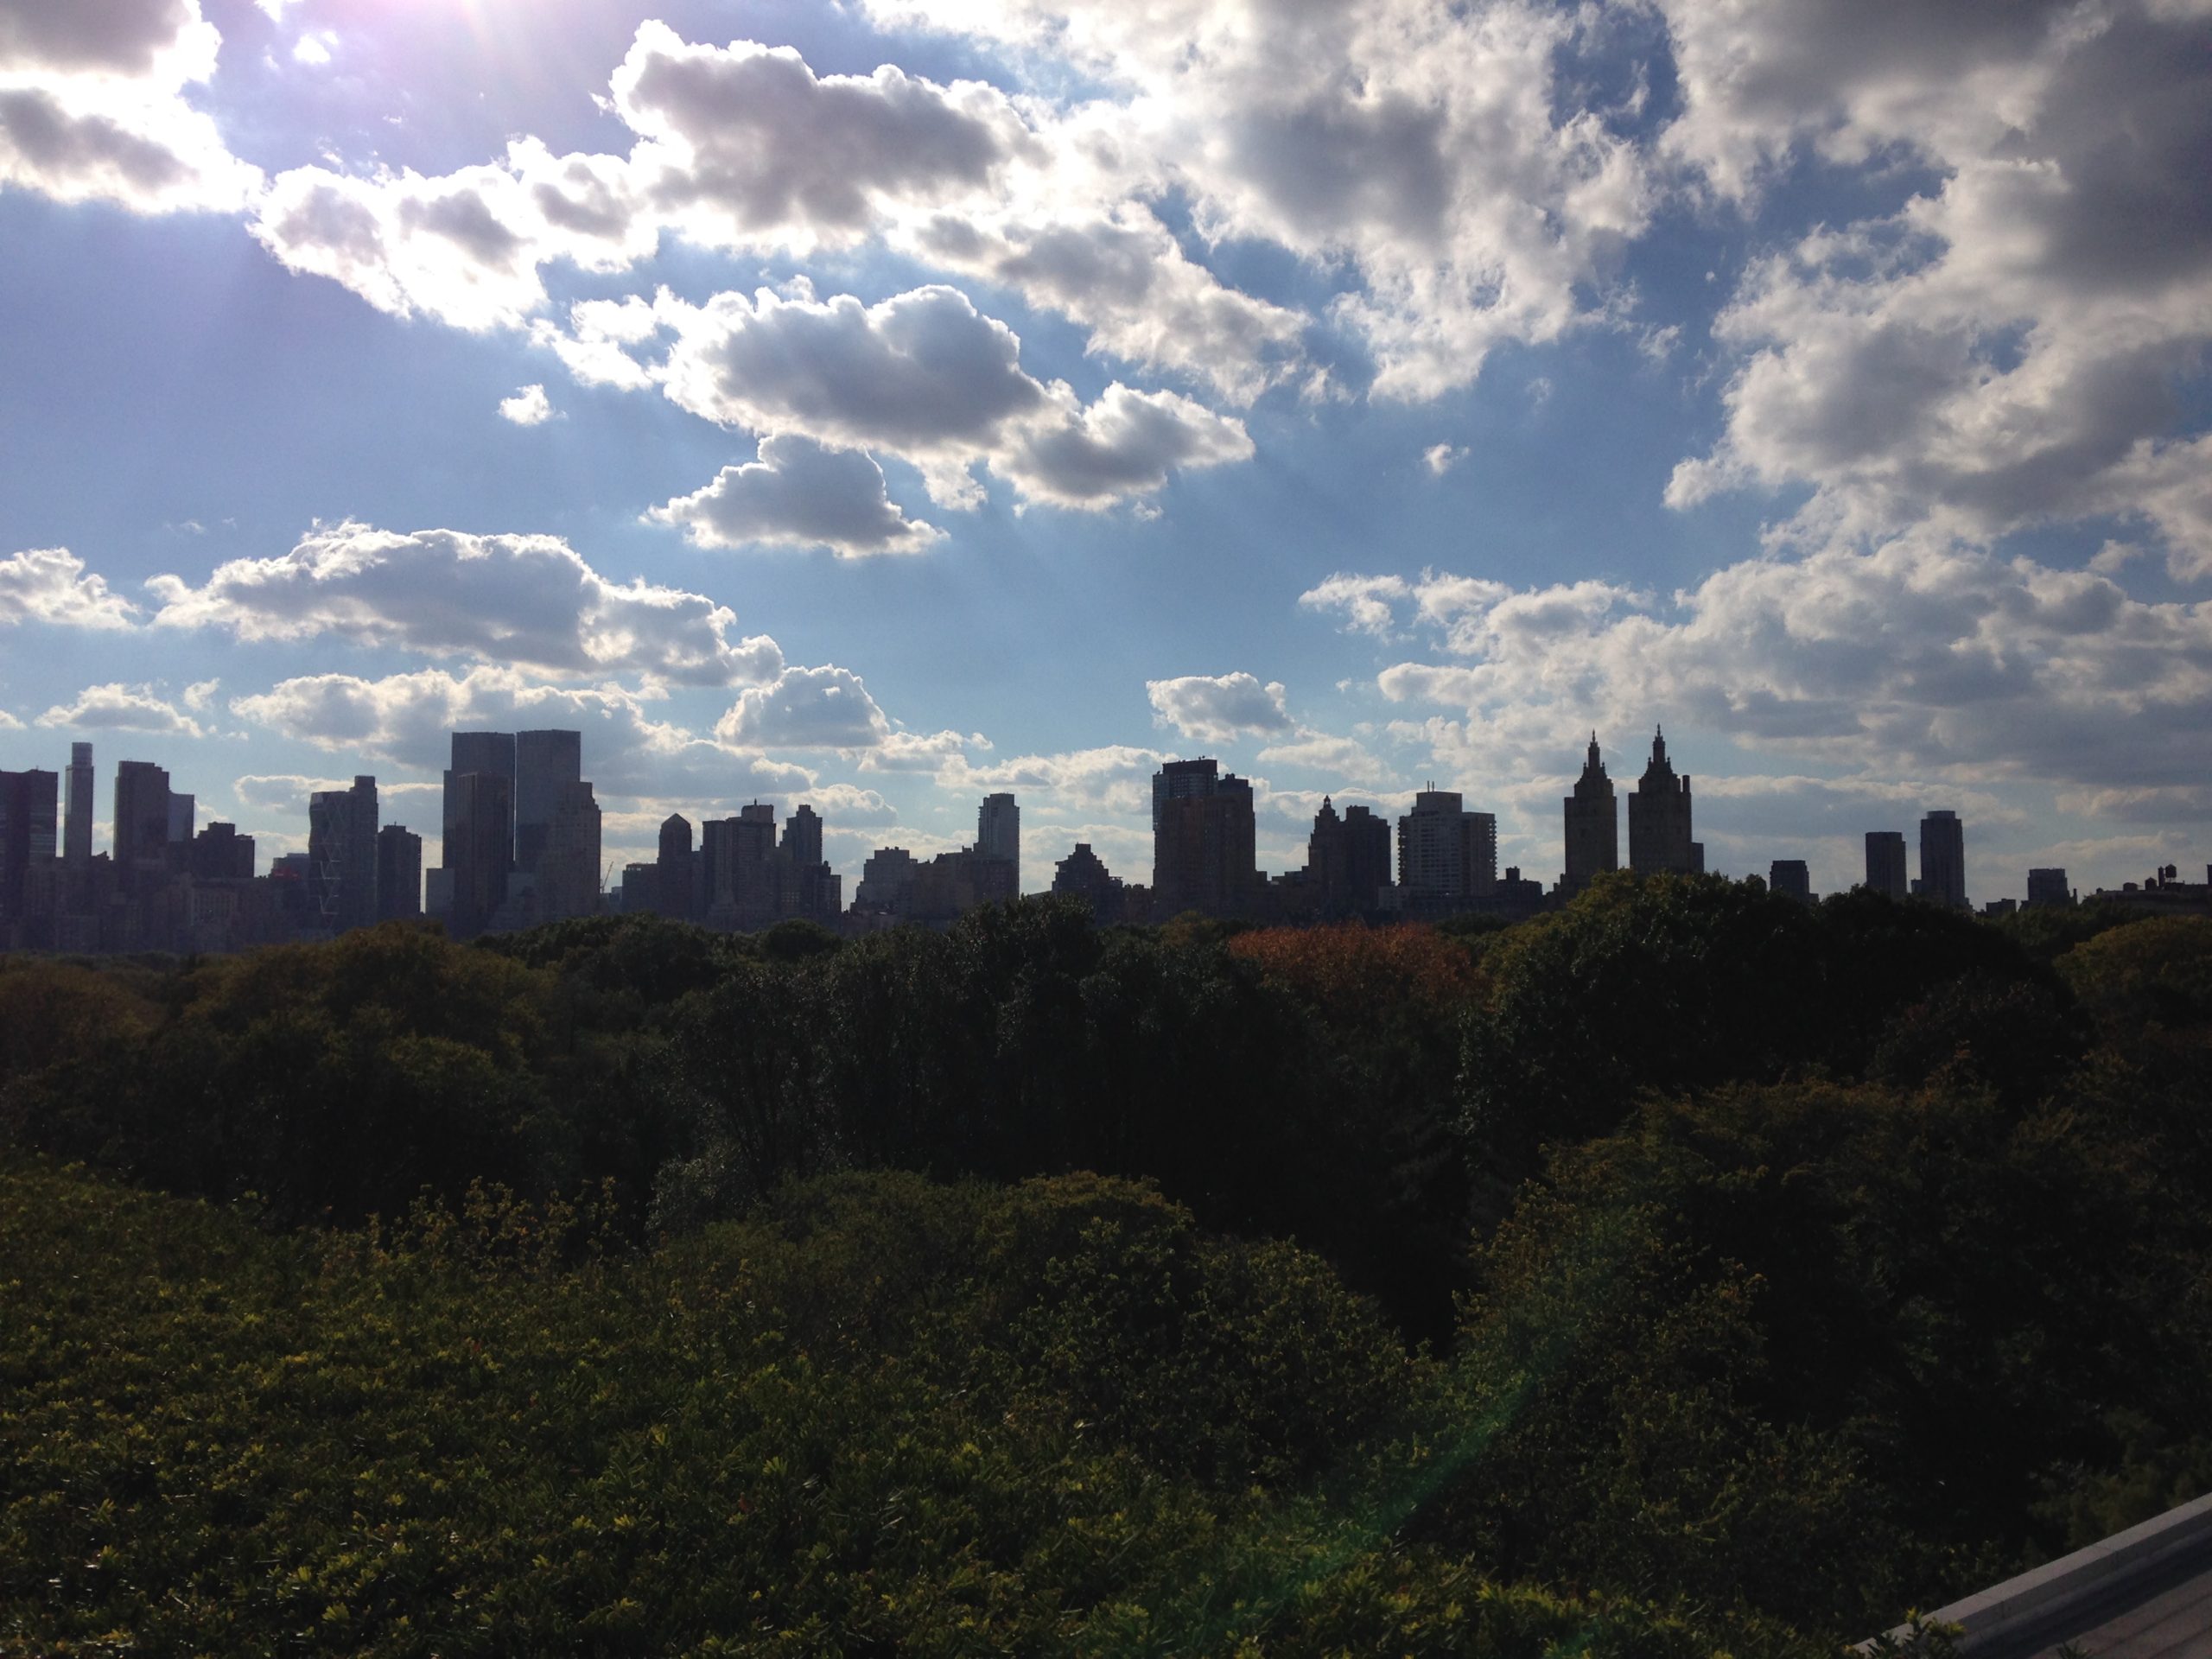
left=2026, top=868, right=2072, bottom=908
left=64, top=742, right=92, bottom=866
left=376, top=824, right=423, bottom=919
left=1628, top=728, right=1695, bottom=874
left=307, top=775, right=378, bottom=932
left=1865, top=831, right=1909, bottom=899
left=513, top=729, right=582, bottom=875
left=1302, top=797, right=1393, bottom=915
left=977, top=792, right=1019, bottom=880
left=537, top=781, right=601, bottom=922
left=190, top=822, right=256, bottom=881
left=657, top=813, right=696, bottom=918
left=1769, top=860, right=1812, bottom=903
left=1919, top=810, right=1967, bottom=909
left=0, top=768, right=58, bottom=926
left=1151, top=759, right=1256, bottom=918
left=782, top=804, right=823, bottom=868
left=167, top=793, right=194, bottom=845
left=112, top=760, right=171, bottom=895
left=1560, top=734, right=1618, bottom=895
left=1052, top=842, right=1126, bottom=923
left=447, top=731, right=517, bottom=863
left=442, top=768, right=512, bottom=938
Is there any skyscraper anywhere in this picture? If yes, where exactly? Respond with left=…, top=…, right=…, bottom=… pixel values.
left=112, top=760, right=171, bottom=894
left=1398, top=789, right=1469, bottom=901
left=1865, top=831, right=1909, bottom=899
left=513, top=728, right=582, bottom=875
left=1627, top=728, right=1694, bottom=874
left=376, top=824, right=423, bottom=920
left=782, top=804, right=823, bottom=868
left=63, top=741, right=92, bottom=866
left=1919, top=810, right=1967, bottom=909
left=443, top=768, right=512, bottom=938
left=537, top=780, right=601, bottom=922
left=2026, top=868, right=2072, bottom=908
left=657, top=813, right=696, bottom=918
left=447, top=731, right=517, bottom=866
left=0, top=768, right=58, bottom=927
left=1152, top=758, right=1256, bottom=918
left=307, top=774, right=378, bottom=932
left=1769, top=860, right=1812, bottom=903
left=977, top=792, right=1019, bottom=880
left=1560, top=734, right=1618, bottom=896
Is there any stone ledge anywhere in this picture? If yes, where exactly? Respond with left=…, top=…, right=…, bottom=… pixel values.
left=1859, top=1491, right=2212, bottom=1653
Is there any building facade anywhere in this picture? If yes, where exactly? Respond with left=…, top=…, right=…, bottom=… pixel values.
left=1865, top=830, right=1909, bottom=899
left=1919, top=810, right=1967, bottom=909
left=1560, top=734, right=1618, bottom=895
left=1152, top=759, right=1256, bottom=918
left=1628, top=728, right=1695, bottom=875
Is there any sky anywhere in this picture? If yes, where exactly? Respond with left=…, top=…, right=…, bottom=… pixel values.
left=2, top=0, right=2209, bottom=905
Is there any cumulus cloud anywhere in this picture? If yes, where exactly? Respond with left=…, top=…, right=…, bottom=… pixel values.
left=1317, top=539, right=2212, bottom=794
left=1662, top=0, right=2212, bottom=575
left=1424, top=443, right=1465, bottom=476
left=148, top=522, right=784, bottom=686
left=712, top=663, right=980, bottom=766
left=935, top=744, right=1168, bottom=818
left=637, top=283, right=1250, bottom=510
left=228, top=663, right=812, bottom=801
left=650, top=434, right=944, bottom=557
left=0, top=548, right=139, bottom=628
left=36, top=682, right=206, bottom=737
left=1146, top=671, right=1293, bottom=742
left=0, top=0, right=261, bottom=213
left=499, top=384, right=555, bottom=425
left=868, top=0, right=1653, bottom=398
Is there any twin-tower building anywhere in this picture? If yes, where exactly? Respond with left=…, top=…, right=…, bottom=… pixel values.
left=1560, top=728, right=1701, bottom=894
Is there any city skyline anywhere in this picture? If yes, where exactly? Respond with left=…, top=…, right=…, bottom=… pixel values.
left=13, top=723, right=2165, bottom=933
left=3, top=0, right=2209, bottom=899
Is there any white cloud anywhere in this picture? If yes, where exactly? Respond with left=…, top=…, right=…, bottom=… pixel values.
left=639, top=283, right=1251, bottom=510
left=1424, top=443, right=1465, bottom=476
left=228, top=663, right=813, bottom=802
left=868, top=0, right=1654, bottom=398
left=0, top=548, right=139, bottom=628
left=650, top=434, right=944, bottom=557
left=1322, top=538, right=2212, bottom=794
left=1145, top=671, right=1293, bottom=742
left=499, top=384, right=555, bottom=425
left=35, top=682, right=207, bottom=737
left=712, top=663, right=980, bottom=766
left=0, top=0, right=262, bottom=213
left=1662, top=0, right=2212, bottom=576
left=1299, top=572, right=1411, bottom=639
left=148, top=522, right=784, bottom=686
left=181, top=677, right=219, bottom=709
left=935, top=744, right=1168, bottom=818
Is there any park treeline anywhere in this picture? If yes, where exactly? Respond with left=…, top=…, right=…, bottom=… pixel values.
left=3, top=875, right=2211, bottom=1655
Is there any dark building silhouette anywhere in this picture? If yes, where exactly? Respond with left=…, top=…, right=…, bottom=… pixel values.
left=308, top=775, right=378, bottom=932
left=1560, top=734, right=1618, bottom=895
left=656, top=813, right=696, bottom=919
left=513, top=728, right=582, bottom=875
left=782, top=803, right=823, bottom=868
left=448, top=730, right=517, bottom=853
left=1628, top=728, right=1694, bottom=874
left=1301, top=796, right=1394, bottom=915
left=0, top=767, right=58, bottom=931
left=537, top=780, right=601, bottom=922
left=2026, top=867, right=2073, bottom=907
left=1152, top=758, right=1256, bottom=918
left=63, top=741, right=93, bottom=867
left=376, top=823, right=422, bottom=919
left=442, top=768, right=512, bottom=938
left=1918, top=810, right=1967, bottom=909
left=620, top=862, right=657, bottom=914
left=1769, top=859, right=1813, bottom=903
left=111, top=760, right=171, bottom=895
left=1397, top=788, right=1497, bottom=906
left=190, top=821, right=255, bottom=881
left=1865, top=830, right=1909, bottom=899
left=978, top=792, right=1019, bottom=884
left=1052, top=842, right=1127, bottom=922
left=853, top=846, right=919, bottom=914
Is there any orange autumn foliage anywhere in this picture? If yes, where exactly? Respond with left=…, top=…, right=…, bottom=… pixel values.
left=1228, top=921, right=1484, bottom=1024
